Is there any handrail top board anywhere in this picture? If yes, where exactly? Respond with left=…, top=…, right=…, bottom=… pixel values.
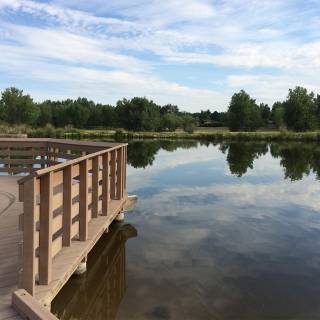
left=0, top=138, right=127, bottom=184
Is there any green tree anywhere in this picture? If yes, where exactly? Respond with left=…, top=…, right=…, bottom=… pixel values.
left=67, top=100, right=90, bottom=128
left=86, top=103, right=115, bottom=128
left=198, top=109, right=212, bottom=126
left=52, top=102, right=72, bottom=127
left=271, top=102, right=285, bottom=129
left=101, top=104, right=116, bottom=127
left=315, top=94, right=320, bottom=127
left=283, top=86, right=318, bottom=131
left=227, top=90, right=262, bottom=131
left=259, top=103, right=271, bottom=125
left=115, top=97, right=161, bottom=131
left=181, top=114, right=197, bottom=133
left=161, top=113, right=181, bottom=131
left=160, top=104, right=179, bottom=115
left=37, top=101, right=53, bottom=127
left=86, top=103, right=103, bottom=127
left=0, top=87, right=39, bottom=125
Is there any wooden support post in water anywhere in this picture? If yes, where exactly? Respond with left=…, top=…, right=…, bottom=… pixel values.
left=102, top=153, right=110, bottom=216
left=92, top=156, right=99, bottom=218
left=21, top=178, right=37, bottom=295
left=79, top=159, right=88, bottom=241
left=39, top=172, right=53, bottom=285
left=63, top=166, right=72, bottom=246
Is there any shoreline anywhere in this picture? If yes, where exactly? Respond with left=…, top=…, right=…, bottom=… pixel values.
left=70, top=129, right=320, bottom=142
left=4, top=127, right=320, bottom=142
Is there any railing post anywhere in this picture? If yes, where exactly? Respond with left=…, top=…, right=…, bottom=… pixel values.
left=124, top=146, right=127, bottom=196
left=54, top=148, right=59, bottom=162
left=63, top=165, right=72, bottom=246
left=7, top=146, right=10, bottom=171
left=21, top=178, right=37, bottom=295
left=48, top=147, right=54, bottom=162
left=92, top=156, right=99, bottom=218
left=102, top=153, right=110, bottom=216
left=39, top=172, right=53, bottom=285
left=116, top=147, right=124, bottom=200
left=110, top=151, right=116, bottom=199
left=79, top=159, right=88, bottom=241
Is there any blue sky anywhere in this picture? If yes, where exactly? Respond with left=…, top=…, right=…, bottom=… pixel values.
left=0, top=0, right=319, bottom=112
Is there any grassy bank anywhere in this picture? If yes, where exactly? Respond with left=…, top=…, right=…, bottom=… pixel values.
left=2, top=124, right=320, bottom=142
left=105, top=130, right=320, bottom=142
left=30, top=127, right=320, bottom=142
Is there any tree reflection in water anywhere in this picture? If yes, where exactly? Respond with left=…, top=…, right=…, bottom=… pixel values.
left=127, top=140, right=199, bottom=168
left=127, top=139, right=320, bottom=181
left=219, top=142, right=268, bottom=177
left=270, top=143, right=320, bottom=181
left=51, top=223, right=137, bottom=320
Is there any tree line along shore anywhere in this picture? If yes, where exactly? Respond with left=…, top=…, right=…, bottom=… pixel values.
left=0, top=86, right=320, bottom=141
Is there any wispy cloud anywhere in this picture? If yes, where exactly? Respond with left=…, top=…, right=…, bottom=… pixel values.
left=0, top=0, right=319, bottom=110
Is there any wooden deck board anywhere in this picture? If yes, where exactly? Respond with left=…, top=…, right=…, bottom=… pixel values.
left=0, top=176, right=23, bottom=320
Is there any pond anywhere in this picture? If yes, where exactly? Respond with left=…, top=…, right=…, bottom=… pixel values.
left=52, top=140, right=320, bottom=320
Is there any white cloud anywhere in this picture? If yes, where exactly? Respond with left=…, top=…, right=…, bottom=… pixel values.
left=0, top=0, right=320, bottom=109
left=0, top=23, right=146, bottom=71
left=227, top=73, right=320, bottom=105
left=53, top=0, right=216, bottom=24
left=0, top=20, right=228, bottom=109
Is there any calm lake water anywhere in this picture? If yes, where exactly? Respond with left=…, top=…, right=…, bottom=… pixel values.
left=52, top=140, right=320, bottom=320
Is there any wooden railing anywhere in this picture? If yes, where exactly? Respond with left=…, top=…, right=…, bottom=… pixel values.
left=0, top=139, right=51, bottom=173
left=0, top=138, right=126, bottom=174
left=0, top=139, right=128, bottom=297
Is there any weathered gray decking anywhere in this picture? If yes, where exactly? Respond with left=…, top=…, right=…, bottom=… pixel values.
left=0, top=176, right=22, bottom=320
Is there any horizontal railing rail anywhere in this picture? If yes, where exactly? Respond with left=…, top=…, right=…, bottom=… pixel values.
left=0, top=139, right=122, bottom=174
left=0, top=139, right=128, bottom=297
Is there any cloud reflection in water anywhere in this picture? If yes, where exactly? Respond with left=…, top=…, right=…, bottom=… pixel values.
left=119, top=141, right=320, bottom=320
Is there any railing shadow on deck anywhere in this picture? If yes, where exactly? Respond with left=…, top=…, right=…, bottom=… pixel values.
left=0, top=138, right=128, bottom=316
left=51, top=223, right=137, bottom=320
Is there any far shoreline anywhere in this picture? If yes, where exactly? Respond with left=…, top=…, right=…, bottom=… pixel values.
left=28, top=127, right=320, bottom=142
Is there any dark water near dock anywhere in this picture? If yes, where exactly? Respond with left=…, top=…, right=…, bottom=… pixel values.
left=52, top=140, right=320, bottom=320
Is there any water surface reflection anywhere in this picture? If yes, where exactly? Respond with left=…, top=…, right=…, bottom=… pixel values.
left=54, top=140, right=320, bottom=319
left=52, top=223, right=137, bottom=319
left=127, top=140, right=320, bottom=181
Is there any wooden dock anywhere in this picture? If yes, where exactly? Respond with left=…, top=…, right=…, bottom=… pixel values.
left=0, top=139, right=129, bottom=319
left=0, top=176, right=22, bottom=320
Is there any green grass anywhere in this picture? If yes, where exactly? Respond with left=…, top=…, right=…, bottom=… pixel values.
left=75, top=128, right=320, bottom=142
left=2, top=125, right=320, bottom=142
